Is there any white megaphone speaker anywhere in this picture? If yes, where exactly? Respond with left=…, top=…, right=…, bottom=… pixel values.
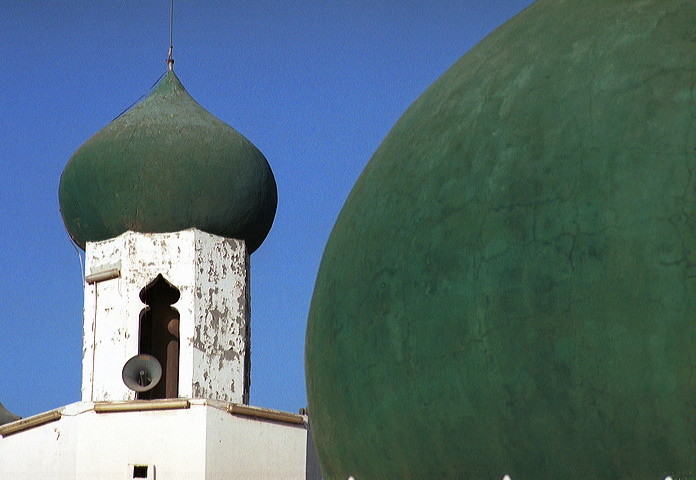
left=122, top=354, right=162, bottom=392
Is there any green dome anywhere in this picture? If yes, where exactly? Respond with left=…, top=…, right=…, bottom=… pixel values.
left=306, top=0, right=696, bottom=478
left=59, top=71, right=276, bottom=253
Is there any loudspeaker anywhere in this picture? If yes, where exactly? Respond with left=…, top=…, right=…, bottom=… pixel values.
left=122, top=354, right=162, bottom=392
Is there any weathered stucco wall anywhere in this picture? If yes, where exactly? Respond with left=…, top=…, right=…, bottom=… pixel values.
left=0, top=401, right=316, bottom=480
left=82, top=229, right=250, bottom=403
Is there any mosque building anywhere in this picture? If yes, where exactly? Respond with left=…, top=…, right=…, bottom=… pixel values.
left=3, top=0, right=696, bottom=479
left=0, top=56, right=321, bottom=479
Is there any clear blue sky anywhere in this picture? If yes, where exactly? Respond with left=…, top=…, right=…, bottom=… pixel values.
left=0, top=1, right=534, bottom=417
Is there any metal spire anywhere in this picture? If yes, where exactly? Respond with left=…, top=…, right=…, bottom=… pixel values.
left=167, top=0, right=174, bottom=71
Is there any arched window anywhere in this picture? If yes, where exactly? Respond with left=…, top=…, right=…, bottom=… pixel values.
left=138, top=274, right=180, bottom=399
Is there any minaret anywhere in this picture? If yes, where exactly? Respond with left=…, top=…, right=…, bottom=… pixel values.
left=58, top=71, right=277, bottom=404
left=1, top=10, right=320, bottom=478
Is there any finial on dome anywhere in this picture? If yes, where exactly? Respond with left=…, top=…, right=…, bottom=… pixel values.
left=167, top=45, right=174, bottom=71
left=166, top=0, right=174, bottom=71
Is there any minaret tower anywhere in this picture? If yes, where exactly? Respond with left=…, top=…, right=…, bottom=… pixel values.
left=0, top=8, right=320, bottom=478
left=58, top=70, right=277, bottom=404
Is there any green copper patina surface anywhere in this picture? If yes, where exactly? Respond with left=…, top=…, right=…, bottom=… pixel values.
left=306, top=0, right=696, bottom=477
left=59, top=71, right=276, bottom=253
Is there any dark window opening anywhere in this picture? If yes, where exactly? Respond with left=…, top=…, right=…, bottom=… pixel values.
left=133, top=465, right=148, bottom=478
left=138, top=274, right=180, bottom=400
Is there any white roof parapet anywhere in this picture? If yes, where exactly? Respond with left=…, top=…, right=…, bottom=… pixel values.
left=94, top=399, right=191, bottom=413
left=227, top=403, right=306, bottom=425
left=0, top=410, right=61, bottom=437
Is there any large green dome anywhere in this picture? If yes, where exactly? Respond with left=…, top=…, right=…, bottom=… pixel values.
left=306, top=0, right=696, bottom=478
left=59, top=71, right=276, bottom=253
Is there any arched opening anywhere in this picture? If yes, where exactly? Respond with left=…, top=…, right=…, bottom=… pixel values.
left=138, top=274, right=180, bottom=399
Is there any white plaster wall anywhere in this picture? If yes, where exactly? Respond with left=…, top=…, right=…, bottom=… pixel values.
left=191, top=233, right=250, bottom=402
left=82, top=242, right=133, bottom=402
left=0, top=412, right=77, bottom=478
left=74, top=404, right=207, bottom=479
left=82, top=229, right=249, bottom=403
left=0, top=402, right=313, bottom=480
left=205, top=407, right=308, bottom=479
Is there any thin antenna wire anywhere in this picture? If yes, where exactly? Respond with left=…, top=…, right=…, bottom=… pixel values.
left=167, top=0, right=174, bottom=71
left=69, top=236, right=85, bottom=284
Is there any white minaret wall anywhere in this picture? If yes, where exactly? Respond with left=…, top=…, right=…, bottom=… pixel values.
left=0, top=227, right=322, bottom=479
left=81, top=228, right=250, bottom=403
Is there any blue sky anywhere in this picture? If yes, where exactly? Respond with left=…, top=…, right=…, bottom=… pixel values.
left=0, top=1, right=534, bottom=417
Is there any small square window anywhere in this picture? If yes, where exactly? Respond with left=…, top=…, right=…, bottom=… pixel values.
left=128, top=464, right=155, bottom=479
left=133, top=465, right=148, bottom=478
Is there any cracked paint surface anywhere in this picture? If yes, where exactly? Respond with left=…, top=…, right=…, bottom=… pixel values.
left=306, top=0, right=696, bottom=478
left=82, top=229, right=249, bottom=403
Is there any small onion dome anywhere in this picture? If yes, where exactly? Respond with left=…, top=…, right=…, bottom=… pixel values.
left=59, top=71, right=277, bottom=253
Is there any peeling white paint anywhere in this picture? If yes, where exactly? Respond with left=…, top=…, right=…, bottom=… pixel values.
left=82, top=229, right=250, bottom=403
